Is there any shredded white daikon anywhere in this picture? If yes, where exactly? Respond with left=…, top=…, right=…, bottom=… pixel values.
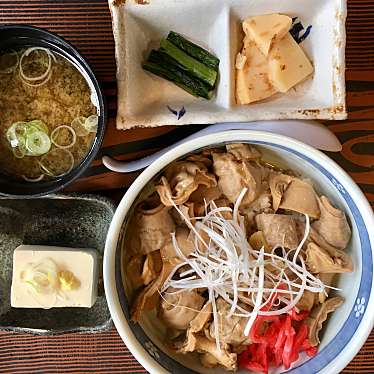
left=162, top=189, right=335, bottom=351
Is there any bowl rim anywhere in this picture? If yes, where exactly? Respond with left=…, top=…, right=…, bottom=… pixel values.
left=104, top=129, right=374, bottom=374
left=0, top=24, right=106, bottom=198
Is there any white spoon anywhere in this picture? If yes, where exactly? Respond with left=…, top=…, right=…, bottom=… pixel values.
left=102, top=120, right=342, bottom=173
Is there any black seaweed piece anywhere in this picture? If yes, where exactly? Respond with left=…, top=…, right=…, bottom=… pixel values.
left=298, top=25, right=313, bottom=43
left=290, top=22, right=304, bottom=39
left=290, top=18, right=313, bottom=44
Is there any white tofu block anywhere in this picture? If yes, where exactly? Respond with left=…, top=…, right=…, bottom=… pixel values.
left=11, top=245, right=98, bottom=309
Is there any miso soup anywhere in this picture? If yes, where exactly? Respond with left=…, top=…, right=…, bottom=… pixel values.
left=0, top=47, right=98, bottom=182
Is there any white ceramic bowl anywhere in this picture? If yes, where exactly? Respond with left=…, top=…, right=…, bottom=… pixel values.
left=110, top=0, right=347, bottom=130
left=104, top=130, right=374, bottom=374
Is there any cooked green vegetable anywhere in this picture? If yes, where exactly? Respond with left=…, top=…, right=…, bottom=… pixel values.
left=167, top=31, right=220, bottom=70
left=143, top=32, right=219, bottom=99
left=6, top=120, right=51, bottom=158
left=159, top=39, right=217, bottom=88
left=143, top=56, right=212, bottom=100
left=148, top=49, right=186, bottom=73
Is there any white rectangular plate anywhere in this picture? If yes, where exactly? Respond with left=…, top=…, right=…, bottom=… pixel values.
left=109, top=0, right=347, bottom=129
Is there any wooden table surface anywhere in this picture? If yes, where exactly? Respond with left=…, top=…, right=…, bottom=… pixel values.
left=0, top=0, right=374, bottom=372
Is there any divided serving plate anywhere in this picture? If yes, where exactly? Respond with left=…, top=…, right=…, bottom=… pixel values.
left=109, top=0, right=347, bottom=129
left=0, top=194, right=115, bottom=334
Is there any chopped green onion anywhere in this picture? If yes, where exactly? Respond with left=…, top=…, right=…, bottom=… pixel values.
left=19, top=47, right=55, bottom=87
left=22, top=174, right=45, bottom=183
left=51, top=125, right=76, bottom=149
left=6, top=120, right=51, bottom=158
left=21, top=258, right=59, bottom=296
left=28, top=119, right=49, bottom=135
left=12, top=144, right=27, bottom=159
left=84, top=115, right=98, bottom=133
left=39, top=148, right=74, bottom=177
left=6, top=121, right=27, bottom=144
left=70, top=115, right=97, bottom=136
left=71, top=116, right=90, bottom=137
left=6, top=122, right=28, bottom=158
left=25, top=130, right=51, bottom=156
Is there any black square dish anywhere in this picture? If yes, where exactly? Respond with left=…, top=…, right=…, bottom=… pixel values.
left=0, top=194, right=114, bottom=334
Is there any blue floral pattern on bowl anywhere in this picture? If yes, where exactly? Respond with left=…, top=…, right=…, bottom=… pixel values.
left=354, top=297, right=366, bottom=318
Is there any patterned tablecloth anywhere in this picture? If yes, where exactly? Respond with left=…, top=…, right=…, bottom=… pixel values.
left=0, top=0, right=373, bottom=372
